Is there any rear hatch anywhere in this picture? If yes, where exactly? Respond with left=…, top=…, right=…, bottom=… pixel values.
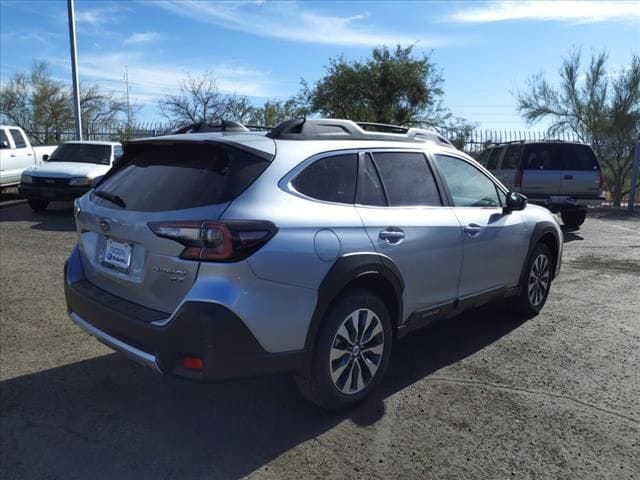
left=74, top=135, right=274, bottom=313
left=521, top=143, right=562, bottom=195
left=558, top=143, right=601, bottom=196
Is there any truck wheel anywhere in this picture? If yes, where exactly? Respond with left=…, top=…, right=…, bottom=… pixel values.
left=294, top=289, right=393, bottom=411
left=512, top=243, right=553, bottom=318
left=561, top=209, right=587, bottom=228
left=27, top=199, right=49, bottom=212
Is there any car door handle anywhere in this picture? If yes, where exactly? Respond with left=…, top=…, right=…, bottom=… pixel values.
left=10, top=153, right=16, bottom=157
left=379, top=228, right=405, bottom=244
left=27, top=152, right=32, bottom=156
left=564, top=175, right=573, bottom=180
left=463, top=224, right=482, bottom=238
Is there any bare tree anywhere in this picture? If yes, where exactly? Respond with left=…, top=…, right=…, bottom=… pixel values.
left=158, top=72, right=230, bottom=127
left=517, top=49, right=640, bottom=206
left=81, top=85, right=128, bottom=138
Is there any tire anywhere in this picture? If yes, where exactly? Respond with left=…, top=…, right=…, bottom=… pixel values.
left=512, top=243, right=553, bottom=318
left=561, top=209, right=587, bottom=228
left=27, top=199, right=49, bottom=212
left=295, top=288, right=393, bottom=411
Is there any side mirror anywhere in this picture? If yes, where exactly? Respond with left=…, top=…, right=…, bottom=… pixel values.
left=504, top=191, right=527, bottom=213
left=90, top=176, right=104, bottom=188
left=0, top=140, right=9, bottom=149
left=42, top=154, right=49, bottom=161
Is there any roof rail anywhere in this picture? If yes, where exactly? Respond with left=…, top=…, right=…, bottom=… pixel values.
left=267, top=118, right=454, bottom=146
left=172, top=120, right=249, bottom=134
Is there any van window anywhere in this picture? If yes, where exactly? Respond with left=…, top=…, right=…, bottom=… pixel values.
left=293, top=153, right=357, bottom=204
left=486, top=147, right=504, bottom=170
left=562, top=144, right=600, bottom=171
left=502, top=145, right=523, bottom=170
left=522, top=144, right=562, bottom=170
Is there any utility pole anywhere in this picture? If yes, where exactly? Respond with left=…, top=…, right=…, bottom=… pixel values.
left=628, top=142, right=640, bottom=213
left=124, top=65, right=131, bottom=128
left=67, top=0, right=82, bottom=140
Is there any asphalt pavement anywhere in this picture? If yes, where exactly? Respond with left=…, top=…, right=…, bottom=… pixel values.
left=0, top=199, right=638, bottom=480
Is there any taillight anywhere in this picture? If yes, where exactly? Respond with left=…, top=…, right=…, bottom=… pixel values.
left=514, top=168, right=523, bottom=190
left=148, top=220, right=276, bottom=262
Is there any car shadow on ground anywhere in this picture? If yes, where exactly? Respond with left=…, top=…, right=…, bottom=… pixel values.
left=0, top=304, right=526, bottom=480
left=561, top=226, right=584, bottom=243
left=0, top=199, right=75, bottom=232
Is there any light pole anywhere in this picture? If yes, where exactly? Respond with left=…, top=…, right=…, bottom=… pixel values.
left=67, top=0, right=82, bottom=140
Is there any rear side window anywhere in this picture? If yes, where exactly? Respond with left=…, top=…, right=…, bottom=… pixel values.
left=486, top=147, right=503, bottom=170
left=92, top=143, right=269, bottom=211
left=501, top=145, right=523, bottom=169
left=9, top=129, right=26, bottom=148
left=562, top=144, right=600, bottom=170
left=293, top=154, right=357, bottom=204
left=357, top=155, right=386, bottom=206
left=522, top=144, right=562, bottom=170
left=371, top=152, right=441, bottom=206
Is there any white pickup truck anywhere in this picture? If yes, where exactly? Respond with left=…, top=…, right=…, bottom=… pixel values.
left=0, top=125, right=57, bottom=191
left=19, top=141, right=122, bottom=211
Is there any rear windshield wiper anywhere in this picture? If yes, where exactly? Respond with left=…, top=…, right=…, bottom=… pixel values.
left=93, top=190, right=127, bottom=209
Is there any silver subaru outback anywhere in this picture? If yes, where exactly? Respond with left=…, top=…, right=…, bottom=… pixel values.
left=65, top=118, right=562, bottom=410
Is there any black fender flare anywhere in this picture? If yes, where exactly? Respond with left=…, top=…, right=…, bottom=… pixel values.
left=303, top=253, right=404, bottom=352
left=518, top=221, right=561, bottom=287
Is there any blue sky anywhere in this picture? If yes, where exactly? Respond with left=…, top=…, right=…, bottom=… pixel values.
left=1, top=0, right=639, bottom=130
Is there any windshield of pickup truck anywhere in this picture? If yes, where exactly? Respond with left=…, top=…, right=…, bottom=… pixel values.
left=47, top=144, right=111, bottom=165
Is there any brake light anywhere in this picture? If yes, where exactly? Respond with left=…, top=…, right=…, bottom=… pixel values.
left=514, top=168, right=523, bottom=190
left=148, top=220, right=276, bottom=262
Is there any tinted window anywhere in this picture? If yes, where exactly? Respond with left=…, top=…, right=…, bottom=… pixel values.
left=0, top=130, right=9, bottom=148
left=293, top=154, right=357, bottom=204
left=92, top=143, right=269, bottom=212
left=9, top=129, right=26, bottom=148
left=357, top=155, right=386, bottom=206
left=49, top=143, right=112, bottom=165
left=486, top=147, right=503, bottom=170
left=114, top=145, right=123, bottom=162
left=522, top=144, right=562, bottom=170
left=434, top=154, right=500, bottom=207
left=372, top=152, right=441, bottom=206
left=562, top=144, right=600, bottom=170
left=477, top=149, right=491, bottom=167
left=502, top=145, right=523, bottom=170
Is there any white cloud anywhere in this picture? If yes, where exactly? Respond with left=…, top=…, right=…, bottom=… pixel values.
left=49, top=52, right=280, bottom=105
left=154, top=0, right=446, bottom=47
left=74, top=7, right=115, bottom=26
left=449, top=1, right=640, bottom=24
left=123, top=32, right=160, bottom=45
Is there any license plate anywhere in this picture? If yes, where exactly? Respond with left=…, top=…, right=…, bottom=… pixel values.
left=102, top=238, right=133, bottom=273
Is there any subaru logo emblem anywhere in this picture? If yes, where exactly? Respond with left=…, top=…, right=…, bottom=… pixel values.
left=99, top=219, right=111, bottom=233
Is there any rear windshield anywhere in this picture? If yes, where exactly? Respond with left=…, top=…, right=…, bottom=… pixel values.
left=522, top=143, right=599, bottom=171
left=91, top=143, right=269, bottom=211
left=49, top=144, right=111, bottom=165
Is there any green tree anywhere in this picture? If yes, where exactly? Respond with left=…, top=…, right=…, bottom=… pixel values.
left=517, top=49, right=640, bottom=207
left=304, top=45, right=451, bottom=127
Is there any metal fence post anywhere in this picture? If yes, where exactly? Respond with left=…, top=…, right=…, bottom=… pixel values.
left=628, top=141, right=640, bottom=213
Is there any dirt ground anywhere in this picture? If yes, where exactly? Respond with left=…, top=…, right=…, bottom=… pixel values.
left=1, top=200, right=638, bottom=480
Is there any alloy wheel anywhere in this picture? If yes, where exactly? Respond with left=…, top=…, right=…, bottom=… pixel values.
left=329, top=308, right=385, bottom=395
left=528, top=254, right=550, bottom=306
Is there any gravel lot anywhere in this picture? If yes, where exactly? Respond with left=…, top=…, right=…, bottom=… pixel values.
left=1, top=199, right=638, bottom=480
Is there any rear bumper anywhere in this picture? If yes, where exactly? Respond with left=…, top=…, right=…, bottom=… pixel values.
left=526, top=195, right=605, bottom=210
left=19, top=184, right=90, bottom=201
left=64, top=246, right=305, bottom=381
